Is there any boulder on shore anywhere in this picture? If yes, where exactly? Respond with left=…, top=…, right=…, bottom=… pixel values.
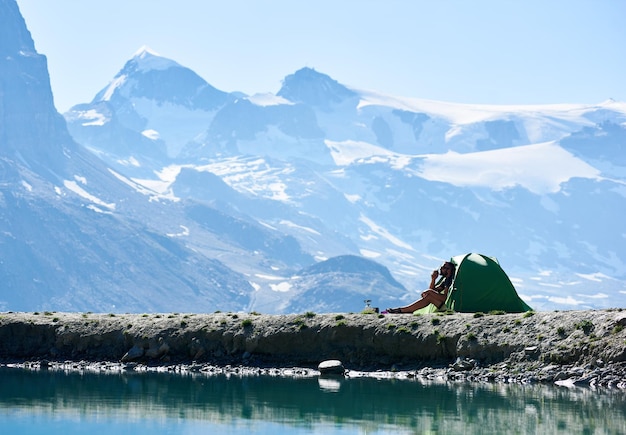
left=318, top=359, right=345, bottom=375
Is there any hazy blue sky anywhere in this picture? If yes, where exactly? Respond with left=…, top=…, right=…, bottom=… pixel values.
left=16, top=0, right=626, bottom=112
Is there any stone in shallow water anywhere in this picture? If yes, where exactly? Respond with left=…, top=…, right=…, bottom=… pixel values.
left=318, top=359, right=345, bottom=375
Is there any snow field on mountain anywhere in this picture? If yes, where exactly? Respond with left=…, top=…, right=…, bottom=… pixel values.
left=417, top=142, right=601, bottom=194
left=326, top=138, right=601, bottom=195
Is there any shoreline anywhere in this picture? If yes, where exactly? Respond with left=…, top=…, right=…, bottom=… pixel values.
left=1, top=309, right=625, bottom=388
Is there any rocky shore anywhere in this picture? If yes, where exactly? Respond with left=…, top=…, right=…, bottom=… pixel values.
left=1, top=309, right=625, bottom=388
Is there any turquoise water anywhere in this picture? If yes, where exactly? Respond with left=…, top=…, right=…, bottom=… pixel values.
left=0, top=366, right=624, bottom=434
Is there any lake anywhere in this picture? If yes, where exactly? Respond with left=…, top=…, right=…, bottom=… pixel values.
left=0, top=366, right=624, bottom=434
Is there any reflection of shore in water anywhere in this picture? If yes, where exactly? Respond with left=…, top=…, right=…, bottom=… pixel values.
left=0, top=367, right=624, bottom=434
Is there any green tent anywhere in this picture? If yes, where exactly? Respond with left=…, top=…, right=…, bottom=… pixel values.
left=417, top=253, right=532, bottom=314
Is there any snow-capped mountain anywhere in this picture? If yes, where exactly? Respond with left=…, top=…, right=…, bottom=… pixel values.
left=7, top=0, right=625, bottom=313
left=64, top=46, right=626, bottom=313
left=0, top=0, right=268, bottom=313
left=2, top=0, right=344, bottom=313
left=64, top=46, right=238, bottom=175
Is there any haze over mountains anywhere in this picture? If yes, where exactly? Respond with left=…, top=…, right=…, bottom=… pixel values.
left=3, top=0, right=625, bottom=313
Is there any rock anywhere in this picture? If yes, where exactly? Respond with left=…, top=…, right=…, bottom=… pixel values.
left=569, top=367, right=585, bottom=377
left=540, top=364, right=559, bottom=373
left=554, top=371, right=569, bottom=381
left=318, top=360, right=345, bottom=375
left=450, top=358, right=476, bottom=372
left=145, top=347, right=159, bottom=359
left=574, top=376, right=596, bottom=386
left=121, top=345, right=144, bottom=362
left=158, top=342, right=170, bottom=355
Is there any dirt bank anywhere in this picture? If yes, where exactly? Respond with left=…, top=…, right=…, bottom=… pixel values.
left=1, top=310, right=625, bottom=387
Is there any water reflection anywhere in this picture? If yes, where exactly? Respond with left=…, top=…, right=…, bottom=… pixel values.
left=0, top=367, right=624, bottom=434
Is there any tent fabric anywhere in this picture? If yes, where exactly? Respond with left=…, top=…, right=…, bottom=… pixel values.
left=416, top=253, right=532, bottom=314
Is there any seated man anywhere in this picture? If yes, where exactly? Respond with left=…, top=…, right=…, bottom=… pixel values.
left=384, top=261, right=456, bottom=313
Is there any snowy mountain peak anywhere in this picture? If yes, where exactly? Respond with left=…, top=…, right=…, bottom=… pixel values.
left=88, top=46, right=230, bottom=112
left=91, top=47, right=185, bottom=103
left=277, top=67, right=357, bottom=108
left=69, top=44, right=233, bottom=161
left=127, top=45, right=181, bottom=73
left=133, top=45, right=160, bottom=57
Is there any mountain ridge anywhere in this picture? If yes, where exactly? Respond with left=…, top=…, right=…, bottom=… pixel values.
left=0, top=0, right=278, bottom=313
left=4, top=0, right=625, bottom=314
left=61, top=44, right=626, bottom=312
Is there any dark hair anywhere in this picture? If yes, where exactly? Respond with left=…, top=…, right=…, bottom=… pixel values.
left=444, top=261, right=456, bottom=272
left=442, top=262, right=456, bottom=288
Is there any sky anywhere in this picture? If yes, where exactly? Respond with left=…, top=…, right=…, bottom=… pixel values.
left=15, top=0, right=626, bottom=113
